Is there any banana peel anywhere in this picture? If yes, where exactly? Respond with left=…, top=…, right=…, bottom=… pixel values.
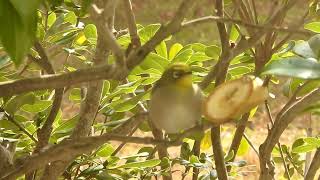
left=204, top=76, right=268, bottom=124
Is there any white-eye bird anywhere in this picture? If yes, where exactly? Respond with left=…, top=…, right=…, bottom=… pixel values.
left=149, top=63, right=203, bottom=134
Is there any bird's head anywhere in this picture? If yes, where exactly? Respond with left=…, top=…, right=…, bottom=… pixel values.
left=158, top=63, right=193, bottom=88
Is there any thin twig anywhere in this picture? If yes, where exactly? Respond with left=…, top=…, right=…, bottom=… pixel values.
left=0, top=108, right=38, bottom=143
left=182, top=16, right=311, bottom=36
left=283, top=150, right=304, bottom=177
left=243, top=133, right=259, bottom=156
left=226, top=113, right=250, bottom=172
left=30, top=42, right=64, bottom=151
left=264, top=101, right=291, bottom=179
left=209, top=0, right=229, bottom=179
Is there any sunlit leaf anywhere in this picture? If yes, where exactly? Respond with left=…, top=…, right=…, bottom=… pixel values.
left=115, top=159, right=161, bottom=169
left=22, top=100, right=52, bottom=113
left=262, top=57, right=320, bottom=79
left=205, top=45, right=221, bottom=60
left=155, top=41, right=167, bottom=59
left=169, top=43, right=183, bottom=60
left=0, top=0, right=41, bottom=65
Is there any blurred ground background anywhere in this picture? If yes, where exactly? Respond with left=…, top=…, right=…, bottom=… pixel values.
left=61, top=0, right=320, bottom=179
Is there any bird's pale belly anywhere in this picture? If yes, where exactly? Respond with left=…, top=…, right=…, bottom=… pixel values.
left=154, top=104, right=198, bottom=133
left=149, top=86, right=202, bottom=134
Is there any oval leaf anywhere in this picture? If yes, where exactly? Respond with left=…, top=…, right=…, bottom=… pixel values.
left=116, top=159, right=161, bottom=169
left=262, top=57, right=320, bottom=79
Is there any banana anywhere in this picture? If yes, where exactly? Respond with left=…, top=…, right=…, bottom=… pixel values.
left=204, top=76, right=268, bottom=124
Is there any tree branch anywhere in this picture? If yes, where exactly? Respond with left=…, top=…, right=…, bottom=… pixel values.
left=0, top=144, right=13, bottom=176
left=123, top=0, right=141, bottom=48
left=41, top=0, right=116, bottom=178
left=209, top=0, right=229, bottom=179
left=305, top=148, right=320, bottom=180
left=0, top=64, right=126, bottom=97
left=182, top=16, right=311, bottom=36
left=30, top=42, right=64, bottom=151
left=0, top=108, right=38, bottom=143
left=0, top=118, right=209, bottom=179
left=226, top=113, right=249, bottom=172
left=259, top=88, right=320, bottom=180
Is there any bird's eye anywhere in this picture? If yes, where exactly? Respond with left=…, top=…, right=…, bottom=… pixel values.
left=173, top=71, right=180, bottom=78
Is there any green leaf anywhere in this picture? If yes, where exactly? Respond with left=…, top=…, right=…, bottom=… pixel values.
left=307, top=34, right=320, bottom=58
left=188, top=52, right=212, bottom=64
left=155, top=41, right=168, bottom=59
left=262, top=57, right=320, bottom=79
left=273, top=156, right=284, bottom=164
left=22, top=100, right=52, bottom=113
left=238, top=138, right=250, bottom=156
left=190, top=155, right=200, bottom=164
left=229, top=66, right=252, bottom=77
left=79, top=0, right=93, bottom=17
left=111, top=91, right=149, bottom=112
left=229, top=25, right=240, bottom=42
left=64, top=11, right=77, bottom=25
left=80, top=165, right=104, bottom=176
left=190, top=43, right=206, bottom=52
left=200, top=130, right=211, bottom=150
left=180, top=142, right=192, bottom=160
left=172, top=48, right=193, bottom=63
left=0, top=0, right=40, bottom=65
left=297, top=80, right=320, bottom=96
left=96, top=144, right=115, bottom=157
left=292, top=138, right=305, bottom=149
left=140, top=52, right=169, bottom=72
left=4, top=93, right=36, bottom=114
left=293, top=41, right=316, bottom=59
left=283, top=167, right=294, bottom=179
left=138, top=24, right=160, bottom=43
left=53, top=115, right=79, bottom=136
left=84, top=24, right=97, bottom=45
left=47, top=12, right=57, bottom=28
left=0, top=55, right=11, bottom=68
left=169, top=43, right=183, bottom=60
left=304, top=137, right=320, bottom=147
left=205, top=45, right=221, bottom=60
left=69, top=88, right=81, bottom=101
left=102, top=80, right=111, bottom=97
left=115, top=159, right=161, bottom=169
left=292, top=144, right=317, bottom=153
left=224, top=150, right=234, bottom=162
left=304, top=22, right=320, bottom=33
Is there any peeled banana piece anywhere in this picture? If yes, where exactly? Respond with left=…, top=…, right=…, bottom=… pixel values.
left=204, top=76, right=268, bottom=124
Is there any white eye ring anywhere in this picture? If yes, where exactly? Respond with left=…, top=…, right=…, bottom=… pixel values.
left=173, top=71, right=180, bottom=78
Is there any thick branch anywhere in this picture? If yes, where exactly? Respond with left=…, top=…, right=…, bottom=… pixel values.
left=0, top=64, right=125, bottom=97
left=41, top=1, right=115, bottom=178
left=259, top=88, right=320, bottom=180
left=305, top=148, right=320, bottom=180
left=0, top=145, right=13, bottom=175
left=0, top=119, right=207, bottom=179
left=123, top=0, right=141, bottom=48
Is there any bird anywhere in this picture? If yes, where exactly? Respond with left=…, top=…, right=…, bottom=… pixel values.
left=149, top=63, right=203, bottom=134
